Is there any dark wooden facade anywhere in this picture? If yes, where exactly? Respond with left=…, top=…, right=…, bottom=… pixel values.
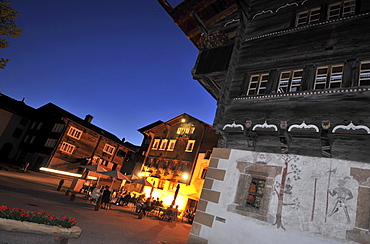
left=19, top=103, right=134, bottom=172
left=160, top=0, right=370, bottom=163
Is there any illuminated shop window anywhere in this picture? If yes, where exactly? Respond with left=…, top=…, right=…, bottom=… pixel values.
left=67, top=126, right=82, bottom=140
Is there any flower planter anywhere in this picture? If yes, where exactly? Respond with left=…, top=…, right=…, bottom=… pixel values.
left=0, top=218, right=82, bottom=244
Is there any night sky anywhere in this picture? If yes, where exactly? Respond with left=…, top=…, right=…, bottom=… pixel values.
left=1, top=0, right=216, bottom=145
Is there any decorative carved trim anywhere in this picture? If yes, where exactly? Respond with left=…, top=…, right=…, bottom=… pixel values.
left=252, top=0, right=308, bottom=19
left=234, top=88, right=370, bottom=101
left=332, top=122, right=370, bottom=134
left=252, top=121, right=278, bottom=131
left=288, top=121, right=319, bottom=132
left=223, top=121, right=244, bottom=131
left=224, top=18, right=240, bottom=27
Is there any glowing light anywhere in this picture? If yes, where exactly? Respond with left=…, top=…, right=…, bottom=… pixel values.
left=181, top=118, right=186, bottom=123
left=182, top=173, right=189, bottom=180
left=39, top=167, right=97, bottom=180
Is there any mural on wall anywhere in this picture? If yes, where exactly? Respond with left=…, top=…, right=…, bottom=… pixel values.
left=272, top=155, right=300, bottom=230
left=263, top=155, right=358, bottom=239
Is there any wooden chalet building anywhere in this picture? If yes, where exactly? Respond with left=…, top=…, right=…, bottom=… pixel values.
left=137, top=113, right=218, bottom=211
left=18, top=103, right=134, bottom=173
left=160, top=0, right=370, bottom=243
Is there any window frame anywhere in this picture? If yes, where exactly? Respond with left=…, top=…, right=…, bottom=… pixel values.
left=159, top=139, right=168, bottom=150
left=359, top=61, right=370, bottom=86
left=247, top=73, right=269, bottom=96
left=52, top=123, right=64, bottom=133
left=167, top=139, right=177, bottom=151
left=67, top=126, right=83, bottom=140
left=246, top=178, right=266, bottom=209
left=296, top=7, right=321, bottom=27
left=185, top=140, right=196, bottom=152
left=60, top=142, right=75, bottom=154
left=327, top=0, right=356, bottom=20
left=45, top=138, right=57, bottom=148
left=277, top=69, right=303, bottom=93
left=314, top=64, right=344, bottom=90
left=152, top=139, right=160, bottom=150
left=103, top=144, right=116, bottom=155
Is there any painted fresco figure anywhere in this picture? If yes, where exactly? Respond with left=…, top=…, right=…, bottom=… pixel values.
left=328, top=179, right=353, bottom=223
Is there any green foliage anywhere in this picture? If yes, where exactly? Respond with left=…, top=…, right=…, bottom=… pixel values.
left=0, top=205, right=77, bottom=228
left=0, top=0, right=22, bottom=69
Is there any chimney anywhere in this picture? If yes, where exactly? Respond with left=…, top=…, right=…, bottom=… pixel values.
left=84, top=114, right=93, bottom=123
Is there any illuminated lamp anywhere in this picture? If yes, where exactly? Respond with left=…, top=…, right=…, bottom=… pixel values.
left=182, top=173, right=189, bottom=180
left=181, top=118, right=186, bottom=123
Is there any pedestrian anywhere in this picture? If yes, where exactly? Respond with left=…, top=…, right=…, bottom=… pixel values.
left=101, top=185, right=111, bottom=209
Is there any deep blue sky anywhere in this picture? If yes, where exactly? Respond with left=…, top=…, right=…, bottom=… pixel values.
left=1, top=0, right=216, bottom=145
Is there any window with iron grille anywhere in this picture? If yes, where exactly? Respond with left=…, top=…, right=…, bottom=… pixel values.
left=103, top=144, right=115, bottom=155
left=246, top=178, right=266, bottom=209
left=247, top=74, right=269, bottom=95
left=314, top=64, right=343, bottom=90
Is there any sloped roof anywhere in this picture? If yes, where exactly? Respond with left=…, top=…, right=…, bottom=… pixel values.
left=37, top=103, right=130, bottom=146
left=0, top=93, right=35, bottom=117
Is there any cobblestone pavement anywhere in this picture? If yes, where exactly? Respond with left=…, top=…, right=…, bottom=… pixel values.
left=0, top=170, right=191, bottom=244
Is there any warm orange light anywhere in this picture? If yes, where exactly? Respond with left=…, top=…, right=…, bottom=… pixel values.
left=39, top=167, right=97, bottom=180
left=182, top=173, right=189, bottom=180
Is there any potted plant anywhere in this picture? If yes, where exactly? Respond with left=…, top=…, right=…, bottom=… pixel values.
left=0, top=205, right=82, bottom=243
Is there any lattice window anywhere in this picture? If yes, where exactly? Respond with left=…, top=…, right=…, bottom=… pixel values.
left=60, top=142, right=75, bottom=154
left=278, top=69, right=303, bottom=93
left=159, top=139, right=168, bottom=150
left=247, top=74, right=269, bottom=95
left=103, top=144, right=115, bottom=155
left=185, top=140, right=196, bottom=152
left=167, top=139, right=177, bottom=151
left=359, top=61, right=370, bottom=86
left=52, top=123, right=64, bottom=133
left=152, top=139, right=160, bottom=150
left=296, top=7, right=321, bottom=27
left=328, top=0, right=355, bottom=20
left=45, top=138, right=57, bottom=148
left=314, top=64, right=343, bottom=90
left=67, top=126, right=82, bottom=140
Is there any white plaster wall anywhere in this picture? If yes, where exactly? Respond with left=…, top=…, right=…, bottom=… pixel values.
left=200, top=149, right=368, bottom=244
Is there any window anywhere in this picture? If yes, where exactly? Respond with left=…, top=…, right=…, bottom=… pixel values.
left=60, top=142, right=75, bottom=154
left=159, top=139, right=168, bottom=150
left=36, top=122, right=43, bottom=130
left=45, top=138, right=57, bottom=148
left=278, top=69, right=303, bottom=93
left=152, top=139, right=160, bottom=150
left=12, top=128, right=23, bottom=139
left=67, top=126, right=82, bottom=140
left=185, top=140, right=196, bottom=152
left=246, top=178, right=266, bottom=209
left=327, top=0, right=356, bottom=20
left=177, top=126, right=195, bottom=135
left=103, top=144, right=115, bottom=155
left=247, top=74, right=269, bottom=95
left=167, top=139, right=177, bottom=151
left=30, top=122, right=37, bottom=129
left=29, top=136, right=36, bottom=144
left=296, top=7, right=321, bottom=27
left=359, top=61, right=370, bottom=86
left=52, top=123, right=64, bottom=133
left=314, top=64, right=343, bottom=89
